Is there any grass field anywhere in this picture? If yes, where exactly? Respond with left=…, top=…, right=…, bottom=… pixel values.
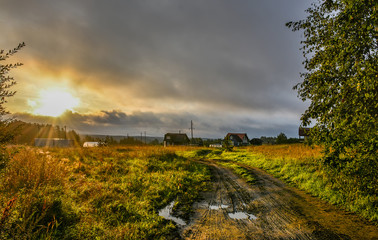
left=1, top=144, right=376, bottom=239
left=0, top=146, right=210, bottom=239
left=182, top=144, right=377, bottom=223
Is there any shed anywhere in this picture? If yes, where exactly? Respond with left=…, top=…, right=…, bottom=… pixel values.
left=34, top=138, right=73, bottom=147
left=164, top=133, right=190, bottom=146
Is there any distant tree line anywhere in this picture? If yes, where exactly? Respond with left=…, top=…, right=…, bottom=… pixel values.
left=251, top=133, right=301, bottom=146
left=3, top=120, right=302, bottom=147
left=5, top=120, right=81, bottom=145
left=83, top=135, right=160, bottom=146
left=201, top=133, right=301, bottom=147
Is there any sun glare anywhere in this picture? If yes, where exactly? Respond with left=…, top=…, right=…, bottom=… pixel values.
left=30, top=88, right=80, bottom=117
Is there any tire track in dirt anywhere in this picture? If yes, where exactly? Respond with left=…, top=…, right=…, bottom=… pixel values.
left=180, top=159, right=378, bottom=240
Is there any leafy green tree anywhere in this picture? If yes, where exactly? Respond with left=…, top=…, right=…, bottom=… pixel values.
left=287, top=1, right=377, bottom=192
left=250, top=138, right=263, bottom=146
left=276, top=133, right=288, bottom=145
left=223, top=135, right=233, bottom=151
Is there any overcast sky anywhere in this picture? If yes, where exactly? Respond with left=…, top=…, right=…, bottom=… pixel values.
left=1, top=0, right=314, bottom=138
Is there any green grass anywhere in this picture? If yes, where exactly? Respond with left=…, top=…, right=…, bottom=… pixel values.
left=0, top=146, right=211, bottom=239
left=183, top=145, right=377, bottom=223
left=216, top=160, right=256, bottom=184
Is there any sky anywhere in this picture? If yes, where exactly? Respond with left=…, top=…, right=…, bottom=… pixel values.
left=1, top=0, right=314, bottom=138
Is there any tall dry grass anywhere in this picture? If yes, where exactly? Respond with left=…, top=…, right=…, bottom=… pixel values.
left=0, top=145, right=210, bottom=239
left=2, top=148, right=67, bottom=194
left=247, top=144, right=322, bottom=161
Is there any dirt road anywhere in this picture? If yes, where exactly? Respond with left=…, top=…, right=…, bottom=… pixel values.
left=179, top=159, right=378, bottom=240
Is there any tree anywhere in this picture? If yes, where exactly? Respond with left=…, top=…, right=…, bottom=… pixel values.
left=0, top=43, right=25, bottom=145
left=250, top=138, right=263, bottom=146
left=0, top=43, right=25, bottom=169
left=0, top=43, right=25, bottom=118
left=223, top=135, right=233, bottom=151
left=287, top=1, right=377, bottom=192
left=276, top=133, right=288, bottom=145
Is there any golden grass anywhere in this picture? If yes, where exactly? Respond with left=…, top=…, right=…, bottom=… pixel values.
left=2, top=147, right=67, bottom=194
left=247, top=144, right=323, bottom=161
left=0, top=145, right=211, bottom=239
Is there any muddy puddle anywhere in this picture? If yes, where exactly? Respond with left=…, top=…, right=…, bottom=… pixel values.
left=158, top=201, right=186, bottom=226
left=159, top=199, right=258, bottom=228
left=209, top=204, right=229, bottom=210
left=208, top=203, right=257, bottom=220
left=228, top=212, right=257, bottom=220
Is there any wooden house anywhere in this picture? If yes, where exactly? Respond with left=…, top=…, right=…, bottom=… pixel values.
left=164, top=133, right=190, bottom=146
left=298, top=127, right=311, bottom=140
left=225, top=133, right=250, bottom=146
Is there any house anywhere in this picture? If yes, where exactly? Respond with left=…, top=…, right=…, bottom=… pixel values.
left=225, top=133, right=250, bottom=146
left=164, top=133, right=190, bottom=146
left=83, top=142, right=99, bottom=147
left=298, top=127, right=311, bottom=140
left=34, top=138, right=73, bottom=147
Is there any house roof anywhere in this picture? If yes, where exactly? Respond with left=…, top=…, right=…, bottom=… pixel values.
left=164, top=133, right=190, bottom=143
left=298, top=127, right=311, bottom=136
left=226, top=133, right=249, bottom=142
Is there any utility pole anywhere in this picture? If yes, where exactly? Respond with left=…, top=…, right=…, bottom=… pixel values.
left=144, top=131, right=146, bottom=144
left=190, top=120, right=194, bottom=141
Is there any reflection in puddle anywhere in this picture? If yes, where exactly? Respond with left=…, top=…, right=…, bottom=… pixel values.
left=159, top=201, right=186, bottom=226
left=209, top=204, right=229, bottom=210
left=228, top=212, right=257, bottom=220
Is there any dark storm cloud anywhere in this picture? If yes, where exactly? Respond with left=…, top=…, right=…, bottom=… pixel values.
left=2, top=0, right=313, bottom=136
left=13, top=109, right=300, bottom=138
left=12, top=110, right=197, bottom=136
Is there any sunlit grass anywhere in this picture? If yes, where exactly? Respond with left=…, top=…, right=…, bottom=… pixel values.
left=182, top=144, right=377, bottom=223
left=0, top=146, right=210, bottom=239
left=216, top=160, right=256, bottom=184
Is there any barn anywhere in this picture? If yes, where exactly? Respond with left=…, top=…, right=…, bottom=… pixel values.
left=34, top=138, right=74, bottom=147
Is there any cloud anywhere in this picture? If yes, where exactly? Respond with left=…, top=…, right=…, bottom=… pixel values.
left=12, top=109, right=302, bottom=138
left=2, top=0, right=313, bottom=137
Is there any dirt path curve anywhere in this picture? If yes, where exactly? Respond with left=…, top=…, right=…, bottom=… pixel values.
left=180, top=159, right=378, bottom=240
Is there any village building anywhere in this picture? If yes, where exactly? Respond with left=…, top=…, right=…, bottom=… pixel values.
left=164, top=133, right=190, bottom=146
left=209, top=143, right=223, bottom=148
left=83, top=142, right=100, bottom=147
left=34, top=138, right=73, bottom=147
left=298, top=127, right=311, bottom=141
left=226, top=133, right=250, bottom=146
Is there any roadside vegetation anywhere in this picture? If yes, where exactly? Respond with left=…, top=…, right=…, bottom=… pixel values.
left=182, top=144, right=377, bottom=223
left=0, top=146, right=210, bottom=239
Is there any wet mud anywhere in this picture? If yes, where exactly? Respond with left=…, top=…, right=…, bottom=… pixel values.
left=176, top=159, right=378, bottom=240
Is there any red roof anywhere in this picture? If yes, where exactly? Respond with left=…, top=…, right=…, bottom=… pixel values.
left=226, top=133, right=248, bottom=141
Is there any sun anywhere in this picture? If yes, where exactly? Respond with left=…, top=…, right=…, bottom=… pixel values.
left=29, top=88, right=80, bottom=117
